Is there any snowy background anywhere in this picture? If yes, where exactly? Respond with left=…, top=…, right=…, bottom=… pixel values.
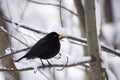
left=0, top=0, right=120, bottom=80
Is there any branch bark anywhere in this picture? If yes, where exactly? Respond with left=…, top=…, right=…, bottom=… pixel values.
left=74, top=1, right=91, bottom=80
left=104, top=0, right=113, bottom=23
left=74, top=0, right=88, bottom=56
left=0, top=9, right=20, bottom=80
left=84, top=0, right=105, bottom=80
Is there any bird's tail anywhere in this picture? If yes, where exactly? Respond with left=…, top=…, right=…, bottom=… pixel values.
left=14, top=56, right=25, bottom=62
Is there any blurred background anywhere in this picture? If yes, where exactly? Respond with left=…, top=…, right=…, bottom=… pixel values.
left=0, top=0, right=120, bottom=80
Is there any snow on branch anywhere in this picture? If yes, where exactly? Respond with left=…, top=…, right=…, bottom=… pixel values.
left=0, top=16, right=120, bottom=57
left=0, top=56, right=91, bottom=72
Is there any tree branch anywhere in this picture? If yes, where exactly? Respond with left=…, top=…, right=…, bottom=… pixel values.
left=27, top=0, right=78, bottom=16
left=0, top=16, right=47, bottom=34
left=64, top=36, right=120, bottom=57
left=58, top=0, right=64, bottom=27
left=0, top=60, right=90, bottom=72
left=0, top=47, right=31, bottom=59
left=0, top=27, right=29, bottom=47
left=84, top=0, right=104, bottom=79
left=0, top=16, right=120, bottom=57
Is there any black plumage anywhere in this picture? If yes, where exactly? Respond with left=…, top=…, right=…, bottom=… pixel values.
left=14, top=32, right=63, bottom=63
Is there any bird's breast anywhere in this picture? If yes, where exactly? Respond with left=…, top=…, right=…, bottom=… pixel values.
left=39, top=40, right=60, bottom=59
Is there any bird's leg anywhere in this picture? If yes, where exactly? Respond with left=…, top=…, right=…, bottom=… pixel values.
left=58, top=53, right=62, bottom=59
left=40, top=59, right=45, bottom=66
left=46, top=59, right=51, bottom=66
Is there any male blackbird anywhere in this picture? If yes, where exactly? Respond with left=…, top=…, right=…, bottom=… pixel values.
left=14, top=32, right=64, bottom=65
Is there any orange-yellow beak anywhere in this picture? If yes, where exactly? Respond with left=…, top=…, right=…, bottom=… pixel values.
left=59, top=34, right=64, bottom=38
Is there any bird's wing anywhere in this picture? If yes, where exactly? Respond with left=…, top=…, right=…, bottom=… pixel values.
left=25, top=37, right=49, bottom=58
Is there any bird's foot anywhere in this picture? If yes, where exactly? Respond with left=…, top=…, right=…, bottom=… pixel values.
left=40, top=59, right=45, bottom=67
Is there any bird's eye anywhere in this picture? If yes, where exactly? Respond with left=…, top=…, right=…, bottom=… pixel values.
left=54, top=35, right=57, bottom=38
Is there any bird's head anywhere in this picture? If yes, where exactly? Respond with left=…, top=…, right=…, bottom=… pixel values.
left=46, top=32, right=64, bottom=40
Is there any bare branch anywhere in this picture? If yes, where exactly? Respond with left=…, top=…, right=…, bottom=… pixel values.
left=84, top=0, right=104, bottom=79
left=0, top=27, right=29, bottom=47
left=0, top=47, right=31, bottom=59
left=0, top=60, right=90, bottom=72
left=0, top=16, right=120, bottom=57
left=27, top=0, right=78, bottom=16
left=58, top=0, right=64, bottom=27
left=65, top=36, right=120, bottom=57
left=0, top=16, right=47, bottom=34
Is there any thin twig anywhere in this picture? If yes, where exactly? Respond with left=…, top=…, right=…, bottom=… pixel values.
left=0, top=27, right=29, bottom=47
left=59, top=0, right=64, bottom=27
left=0, top=47, right=31, bottom=59
left=56, top=56, right=69, bottom=71
left=0, top=16, right=47, bottom=34
left=38, top=69, right=52, bottom=80
left=27, top=0, right=78, bottom=16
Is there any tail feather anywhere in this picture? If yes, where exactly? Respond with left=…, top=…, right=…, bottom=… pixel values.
left=14, top=56, right=25, bottom=62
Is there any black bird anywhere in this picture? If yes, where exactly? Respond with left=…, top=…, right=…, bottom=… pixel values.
left=14, top=32, right=64, bottom=65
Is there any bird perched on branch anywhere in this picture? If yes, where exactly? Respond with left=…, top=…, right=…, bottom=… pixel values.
left=14, top=32, right=64, bottom=65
